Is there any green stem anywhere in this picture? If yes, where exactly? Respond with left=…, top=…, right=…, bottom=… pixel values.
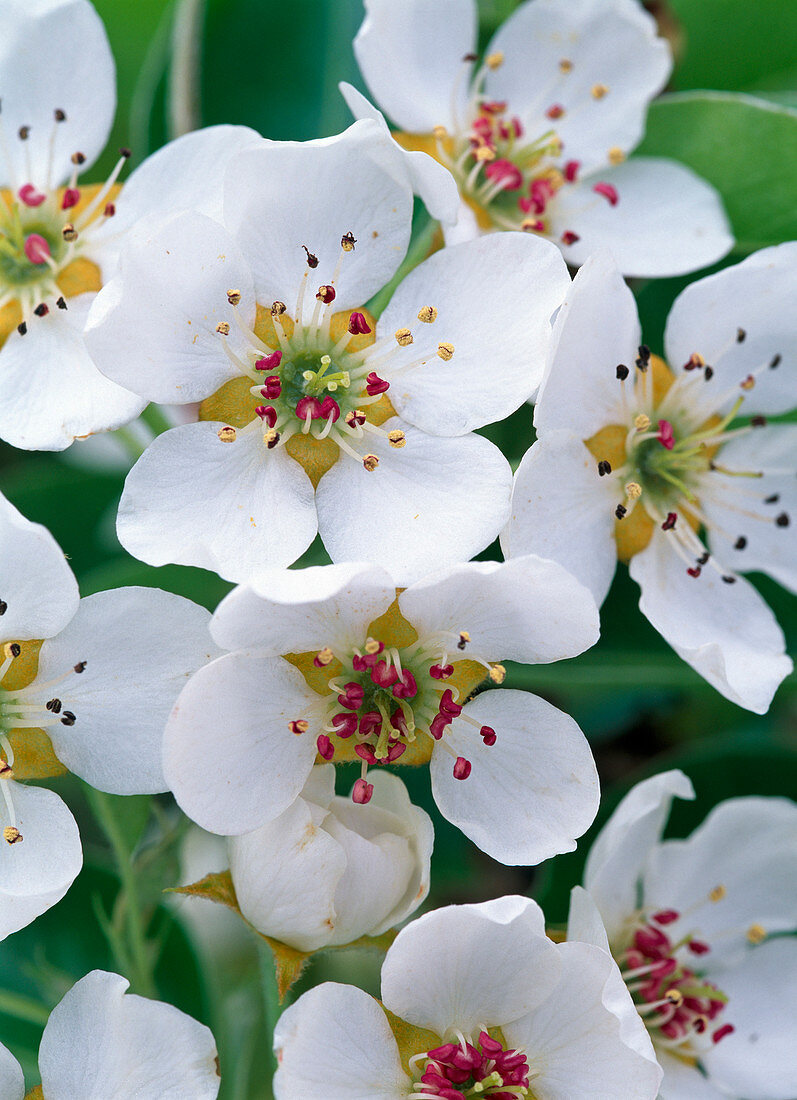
left=365, top=215, right=439, bottom=318
left=0, top=989, right=50, bottom=1027
left=85, top=787, right=156, bottom=998
left=168, top=0, right=206, bottom=140
left=141, top=402, right=176, bottom=438
left=258, top=943, right=282, bottom=1076
left=114, top=425, right=147, bottom=463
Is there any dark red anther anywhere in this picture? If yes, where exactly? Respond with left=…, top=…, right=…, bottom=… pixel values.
left=453, top=756, right=472, bottom=780
left=439, top=689, right=462, bottom=718
left=260, top=378, right=282, bottom=402
left=429, top=713, right=452, bottom=740
left=593, top=181, right=619, bottom=205
left=316, top=284, right=336, bottom=304
left=633, top=925, right=671, bottom=959
left=355, top=743, right=378, bottom=765
left=316, top=734, right=334, bottom=761
left=337, top=682, right=364, bottom=710
left=61, top=187, right=80, bottom=210
left=484, top=158, right=523, bottom=191
left=713, top=1024, right=734, bottom=1044
left=564, top=160, right=580, bottom=182
left=331, top=712, right=358, bottom=737
left=652, top=909, right=680, bottom=925
left=348, top=311, right=372, bottom=335
left=546, top=103, right=564, bottom=119
left=689, top=940, right=710, bottom=955
left=359, top=711, right=382, bottom=736
left=392, top=669, right=418, bottom=699
left=657, top=419, right=675, bottom=450
left=18, top=183, right=46, bottom=207
left=352, top=778, right=374, bottom=804
left=319, top=395, right=340, bottom=422
left=255, top=405, right=277, bottom=427
left=661, top=512, right=677, bottom=531
left=255, top=351, right=283, bottom=373
left=390, top=709, right=408, bottom=736
left=561, top=230, right=580, bottom=245
left=370, top=660, right=398, bottom=688
left=430, top=663, right=454, bottom=680
left=687, top=566, right=702, bottom=578
left=480, top=100, right=507, bottom=115
left=296, top=395, right=323, bottom=420
left=386, top=741, right=406, bottom=762
left=365, top=371, right=390, bottom=396
left=103, top=201, right=116, bottom=217
left=480, top=725, right=497, bottom=746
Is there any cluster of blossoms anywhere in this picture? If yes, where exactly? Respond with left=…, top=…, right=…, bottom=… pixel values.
left=0, top=0, right=794, bottom=1096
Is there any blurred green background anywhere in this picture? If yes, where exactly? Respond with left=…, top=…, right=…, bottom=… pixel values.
left=1, top=1, right=795, bottom=1096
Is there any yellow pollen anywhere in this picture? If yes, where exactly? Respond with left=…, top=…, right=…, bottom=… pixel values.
left=709, top=884, right=726, bottom=902
left=686, top=352, right=706, bottom=369
left=608, top=146, right=625, bottom=165
left=592, top=83, right=609, bottom=99
left=271, top=300, right=287, bottom=316
left=289, top=720, right=308, bottom=735
left=521, top=219, right=541, bottom=232
left=634, top=413, right=651, bottom=431
left=395, top=328, right=413, bottom=347
left=559, top=58, right=573, bottom=73
left=486, top=51, right=504, bottom=69
left=626, top=481, right=642, bottom=500
left=388, top=429, right=406, bottom=448
left=665, top=988, right=684, bottom=1006
left=315, top=647, right=334, bottom=666
left=215, top=322, right=230, bottom=335
left=475, top=145, right=495, bottom=162
left=62, top=223, right=78, bottom=242
left=264, top=429, right=280, bottom=448
left=437, top=342, right=455, bottom=361
left=0, top=760, right=13, bottom=777
left=364, top=637, right=381, bottom=655
left=489, top=664, right=506, bottom=684
left=747, top=923, right=766, bottom=944
left=341, top=231, right=357, bottom=252
left=346, top=410, right=365, bottom=426
left=458, top=631, right=471, bottom=649
left=363, top=454, right=379, bottom=472
left=226, top=288, right=242, bottom=306
left=3, top=826, right=22, bottom=844
left=417, top=305, right=438, bottom=324
left=217, top=426, right=237, bottom=443
left=740, top=374, right=756, bottom=390
left=3, top=642, right=20, bottom=660
left=433, top=125, right=448, bottom=140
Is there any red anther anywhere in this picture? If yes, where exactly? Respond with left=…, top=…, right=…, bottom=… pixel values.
left=371, top=659, right=399, bottom=688
left=653, top=909, right=680, bottom=925
left=365, top=371, right=390, bottom=396
left=24, top=234, right=51, bottom=265
left=650, top=957, right=677, bottom=980
left=392, top=669, right=418, bottom=699
left=546, top=103, right=565, bottom=119
left=689, top=940, right=710, bottom=955
left=352, top=778, right=374, bottom=804
left=103, top=202, right=116, bottom=217
left=18, top=183, right=46, bottom=206
left=316, top=734, right=334, bottom=761
left=687, top=566, right=702, bottom=578
left=355, top=743, right=378, bottom=765
left=319, top=395, right=340, bottom=422
left=260, top=375, right=282, bottom=399
left=331, top=712, right=358, bottom=737
left=296, top=395, right=323, bottom=420
left=564, top=160, right=580, bottom=182
left=439, top=689, right=462, bottom=718
left=337, top=682, right=365, bottom=710
left=61, top=187, right=80, bottom=210
left=561, top=230, right=580, bottom=246
left=657, top=419, right=675, bottom=450
left=713, top=1024, right=734, bottom=1044
left=661, top=512, right=678, bottom=531
left=429, top=663, right=454, bottom=680
left=484, top=158, right=523, bottom=191
left=255, top=405, right=277, bottom=427
left=471, top=116, right=494, bottom=138
left=593, top=181, right=619, bottom=205
left=255, top=351, right=283, bottom=372
left=429, top=713, right=452, bottom=740
left=480, top=100, right=507, bottom=114
left=453, top=756, right=472, bottom=780
left=348, top=311, right=372, bottom=335
left=386, top=741, right=406, bottom=762
left=288, top=720, right=308, bottom=735
left=634, top=925, right=671, bottom=959
left=359, top=711, right=382, bottom=736
left=316, top=284, right=336, bottom=304
left=480, top=725, right=497, bottom=746
left=390, top=709, right=408, bottom=736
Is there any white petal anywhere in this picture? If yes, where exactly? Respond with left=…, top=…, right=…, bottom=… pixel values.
left=0, top=1043, right=24, bottom=1100
left=503, top=433, right=619, bottom=606
left=117, top=422, right=317, bottom=582
left=316, top=420, right=512, bottom=586
left=353, top=0, right=476, bottom=133
left=0, top=297, right=145, bottom=451
left=504, top=941, right=663, bottom=1100
left=35, top=587, right=219, bottom=794
left=210, top=563, right=395, bottom=655
left=630, top=528, right=792, bottom=712
left=0, top=0, right=115, bottom=188
left=338, top=84, right=461, bottom=225
left=485, top=0, right=671, bottom=174
left=0, top=781, right=82, bottom=941
left=39, top=970, right=219, bottom=1100
left=702, top=427, right=797, bottom=594
left=701, top=938, right=797, bottom=1100
left=643, top=796, right=797, bottom=968
left=583, top=769, right=694, bottom=942
left=442, top=197, right=481, bottom=247
left=658, top=1052, right=730, bottom=1100
left=399, top=554, right=599, bottom=664
left=222, top=120, right=414, bottom=312
left=274, top=983, right=409, bottom=1100
left=381, top=896, right=561, bottom=1037
left=533, top=252, right=638, bottom=439
left=567, top=885, right=611, bottom=954
left=431, top=689, right=599, bottom=865
left=85, top=212, right=254, bottom=404
left=552, top=159, right=733, bottom=278
left=379, top=233, right=571, bottom=433
left=0, top=490, right=78, bottom=641
left=664, top=241, right=797, bottom=417
left=163, top=651, right=319, bottom=834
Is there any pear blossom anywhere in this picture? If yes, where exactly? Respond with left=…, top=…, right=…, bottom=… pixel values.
left=84, top=119, right=571, bottom=584
left=569, top=770, right=797, bottom=1100
left=0, top=0, right=262, bottom=450
left=274, top=895, right=663, bottom=1099
left=503, top=245, right=797, bottom=712
left=0, top=969, right=220, bottom=1098
left=228, top=764, right=433, bottom=951
left=344, top=0, right=732, bottom=276
left=0, top=489, right=219, bottom=936
left=164, top=556, right=600, bottom=866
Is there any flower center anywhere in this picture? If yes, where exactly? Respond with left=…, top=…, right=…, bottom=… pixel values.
left=409, top=1030, right=531, bottom=1099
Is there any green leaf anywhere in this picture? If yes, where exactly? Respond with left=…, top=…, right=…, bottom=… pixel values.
left=637, top=92, right=797, bottom=254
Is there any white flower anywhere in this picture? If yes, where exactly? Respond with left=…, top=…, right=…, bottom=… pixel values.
left=343, top=0, right=733, bottom=277
left=570, top=770, right=797, bottom=1100
left=274, top=895, right=662, bottom=1099
left=228, top=764, right=433, bottom=952
left=503, top=245, right=796, bottom=712
left=0, top=489, right=219, bottom=937
left=164, top=556, right=600, bottom=866
left=0, top=0, right=262, bottom=450
left=0, top=969, right=220, bottom=1098
left=84, top=118, right=571, bottom=584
